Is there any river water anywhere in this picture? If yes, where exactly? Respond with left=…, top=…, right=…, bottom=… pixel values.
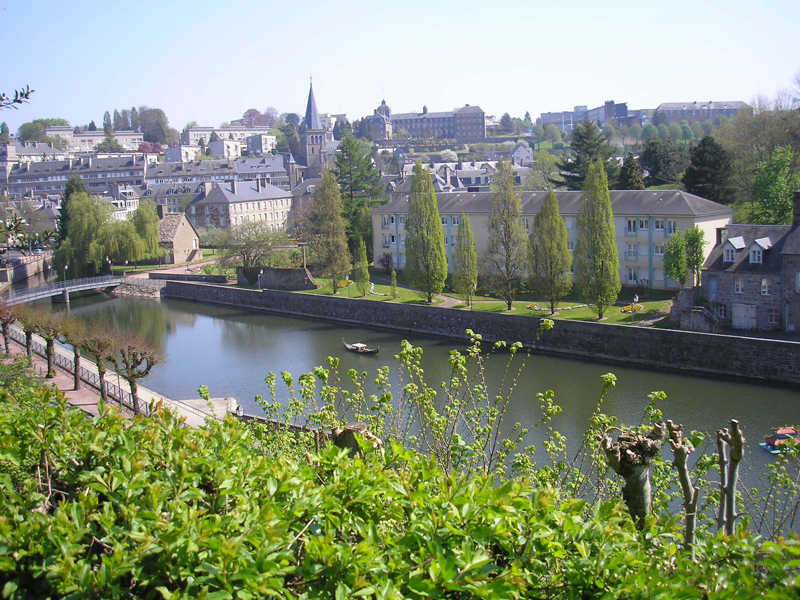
left=55, top=293, right=798, bottom=481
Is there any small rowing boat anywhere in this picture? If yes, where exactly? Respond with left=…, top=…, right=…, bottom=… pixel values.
left=342, top=338, right=379, bottom=354
left=759, top=427, right=800, bottom=454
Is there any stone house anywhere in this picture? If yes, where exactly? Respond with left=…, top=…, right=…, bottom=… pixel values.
left=158, top=212, right=200, bottom=264
left=700, top=192, right=800, bottom=331
left=186, top=179, right=292, bottom=230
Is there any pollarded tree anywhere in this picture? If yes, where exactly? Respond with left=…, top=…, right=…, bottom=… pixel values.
left=664, top=230, right=688, bottom=289
left=405, top=161, right=447, bottom=304
left=34, top=310, right=65, bottom=379
left=528, top=189, right=572, bottom=314
left=452, top=214, right=477, bottom=307
left=684, top=226, right=706, bottom=286
left=14, top=304, right=39, bottom=358
left=619, top=153, right=646, bottom=190
left=217, top=221, right=289, bottom=270
left=81, top=325, right=117, bottom=404
left=59, top=317, right=88, bottom=391
left=0, top=299, right=16, bottom=353
left=353, top=238, right=369, bottom=297
left=113, top=333, right=164, bottom=415
left=482, top=159, right=527, bottom=310
left=574, top=160, right=621, bottom=318
left=307, top=171, right=351, bottom=293
left=682, top=136, right=734, bottom=204
left=556, top=120, right=619, bottom=190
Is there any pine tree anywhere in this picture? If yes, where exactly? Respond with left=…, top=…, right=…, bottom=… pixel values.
left=619, top=153, right=646, bottom=190
left=528, top=189, right=572, bottom=314
left=307, top=171, right=351, bottom=293
left=57, top=176, right=89, bottom=245
left=574, top=160, right=621, bottom=318
left=405, top=161, right=447, bottom=303
left=482, top=159, right=527, bottom=310
left=452, top=213, right=477, bottom=307
left=557, top=120, right=619, bottom=190
left=130, top=106, right=139, bottom=132
left=333, top=135, right=383, bottom=254
left=664, top=231, right=688, bottom=289
left=682, top=136, right=733, bottom=204
left=353, top=238, right=369, bottom=297
left=390, top=268, right=397, bottom=299
left=0, top=122, right=9, bottom=143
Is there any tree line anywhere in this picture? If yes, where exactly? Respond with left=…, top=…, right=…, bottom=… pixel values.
left=0, top=300, right=162, bottom=415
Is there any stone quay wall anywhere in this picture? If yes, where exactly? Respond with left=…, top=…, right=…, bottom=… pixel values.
left=114, top=277, right=167, bottom=299
left=162, top=281, right=800, bottom=386
left=148, top=273, right=228, bottom=283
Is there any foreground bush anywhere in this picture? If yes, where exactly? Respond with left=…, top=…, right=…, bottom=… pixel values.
left=0, top=384, right=798, bottom=599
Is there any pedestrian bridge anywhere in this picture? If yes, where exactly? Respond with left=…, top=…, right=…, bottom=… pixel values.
left=1, top=275, right=123, bottom=305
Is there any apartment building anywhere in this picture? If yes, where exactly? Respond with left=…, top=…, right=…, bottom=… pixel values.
left=186, top=179, right=293, bottom=230
left=372, top=189, right=733, bottom=291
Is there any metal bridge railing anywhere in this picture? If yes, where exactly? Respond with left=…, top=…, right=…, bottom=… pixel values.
left=2, top=275, right=122, bottom=305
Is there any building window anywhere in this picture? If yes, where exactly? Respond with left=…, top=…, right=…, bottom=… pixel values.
left=567, top=241, right=574, bottom=251
left=626, top=243, right=638, bottom=260
left=750, top=249, right=762, bottom=264
left=666, top=220, right=678, bottom=234
left=653, top=244, right=664, bottom=256
left=761, top=278, right=771, bottom=295
left=735, top=278, right=744, bottom=294
left=626, top=219, right=636, bottom=234
left=441, top=216, right=448, bottom=225
left=654, top=219, right=664, bottom=231
left=638, top=218, right=648, bottom=230
left=716, top=304, right=727, bottom=319
left=626, top=267, right=637, bottom=282
left=724, top=248, right=735, bottom=263
left=768, top=309, right=779, bottom=325
left=452, top=215, right=460, bottom=225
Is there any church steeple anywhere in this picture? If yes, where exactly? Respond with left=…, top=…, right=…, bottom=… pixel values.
left=304, top=81, right=322, bottom=131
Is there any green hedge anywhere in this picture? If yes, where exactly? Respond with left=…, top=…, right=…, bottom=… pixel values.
left=0, top=385, right=798, bottom=598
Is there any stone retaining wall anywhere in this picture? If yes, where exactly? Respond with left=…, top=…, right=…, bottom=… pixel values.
left=149, top=273, right=228, bottom=283
left=162, top=281, right=800, bottom=386
left=114, top=278, right=167, bottom=299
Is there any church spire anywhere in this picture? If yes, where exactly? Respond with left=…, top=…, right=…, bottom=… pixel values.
left=304, top=81, right=322, bottom=131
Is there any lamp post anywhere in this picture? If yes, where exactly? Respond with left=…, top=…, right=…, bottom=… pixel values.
left=124, top=259, right=128, bottom=274
left=106, top=256, right=112, bottom=275
left=258, top=269, right=263, bottom=290
left=63, top=263, right=68, bottom=284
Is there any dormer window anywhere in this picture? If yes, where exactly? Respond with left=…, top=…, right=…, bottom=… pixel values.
left=750, top=249, right=762, bottom=264
left=724, top=248, right=735, bottom=263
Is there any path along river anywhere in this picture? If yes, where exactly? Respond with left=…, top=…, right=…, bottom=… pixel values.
left=46, top=293, right=799, bottom=485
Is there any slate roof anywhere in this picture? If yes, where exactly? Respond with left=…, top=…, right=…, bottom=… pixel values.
left=372, top=189, right=734, bottom=218
left=146, top=160, right=236, bottom=179
left=159, top=214, right=187, bottom=243
left=304, top=84, right=323, bottom=131
left=291, top=178, right=321, bottom=197
left=391, top=110, right=454, bottom=120
left=235, top=157, right=286, bottom=175
left=703, top=225, right=796, bottom=274
left=190, top=180, right=291, bottom=206
left=8, top=156, right=143, bottom=177
left=137, top=182, right=205, bottom=198
left=0, top=142, right=63, bottom=158
left=454, top=105, right=485, bottom=114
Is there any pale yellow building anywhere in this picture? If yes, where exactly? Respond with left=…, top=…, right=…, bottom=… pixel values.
left=371, top=189, right=733, bottom=290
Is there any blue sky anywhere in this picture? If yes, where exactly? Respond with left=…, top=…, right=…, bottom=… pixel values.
left=2, top=0, right=798, bottom=134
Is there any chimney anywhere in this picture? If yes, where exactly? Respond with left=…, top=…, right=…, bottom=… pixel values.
left=87, top=157, right=93, bottom=168
left=256, top=178, right=261, bottom=192
left=231, top=180, right=237, bottom=194
left=156, top=203, right=165, bottom=219
left=794, top=187, right=800, bottom=227
left=203, top=181, right=212, bottom=196
left=67, top=158, right=73, bottom=169
left=715, top=227, right=726, bottom=246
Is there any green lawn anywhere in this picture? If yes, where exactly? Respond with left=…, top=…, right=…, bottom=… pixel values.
left=453, top=300, right=671, bottom=325
left=298, top=278, right=445, bottom=306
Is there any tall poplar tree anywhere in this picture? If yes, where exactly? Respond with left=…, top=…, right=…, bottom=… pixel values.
left=482, top=158, right=527, bottom=310
left=528, top=189, right=572, bottom=314
left=664, top=230, right=688, bottom=289
left=56, top=176, right=88, bottom=245
left=307, top=171, right=351, bottom=294
left=619, top=153, right=646, bottom=190
left=557, top=120, right=619, bottom=190
left=574, top=160, right=620, bottom=318
left=353, top=238, right=369, bottom=297
left=103, top=111, right=113, bottom=134
left=452, top=213, right=477, bottom=307
left=405, top=161, right=447, bottom=303
left=684, top=226, right=706, bottom=286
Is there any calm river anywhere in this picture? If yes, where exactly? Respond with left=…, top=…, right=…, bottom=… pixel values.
left=56, top=293, right=798, bottom=478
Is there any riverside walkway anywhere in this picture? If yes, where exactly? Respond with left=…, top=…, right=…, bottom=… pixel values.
left=5, top=325, right=220, bottom=427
